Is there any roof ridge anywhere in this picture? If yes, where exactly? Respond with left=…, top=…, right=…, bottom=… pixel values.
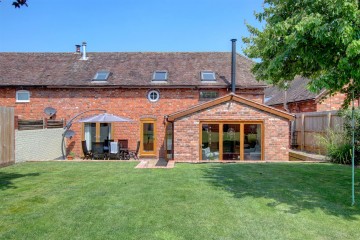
left=0, top=51, right=231, bottom=54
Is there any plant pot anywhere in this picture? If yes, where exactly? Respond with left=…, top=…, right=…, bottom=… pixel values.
left=67, top=156, right=74, bottom=160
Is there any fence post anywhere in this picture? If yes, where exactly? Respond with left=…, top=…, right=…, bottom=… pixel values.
left=301, top=113, right=305, bottom=151
left=326, top=112, right=331, bottom=130
left=14, top=116, right=18, bottom=130
left=1, top=107, right=15, bottom=167
left=44, top=118, right=48, bottom=129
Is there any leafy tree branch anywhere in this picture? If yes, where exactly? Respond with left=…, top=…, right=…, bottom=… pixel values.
left=243, top=0, right=360, bottom=107
left=0, top=0, right=28, bottom=8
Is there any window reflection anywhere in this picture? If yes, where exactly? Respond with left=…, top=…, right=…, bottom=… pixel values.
left=166, top=124, right=173, bottom=160
left=244, top=124, right=261, bottom=160
left=143, top=123, right=154, bottom=151
left=201, top=124, right=220, bottom=160
left=222, top=124, right=240, bottom=160
left=84, top=123, right=96, bottom=150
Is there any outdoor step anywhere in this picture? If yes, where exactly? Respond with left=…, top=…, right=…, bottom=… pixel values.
left=135, top=159, right=174, bottom=169
left=289, top=149, right=326, bottom=162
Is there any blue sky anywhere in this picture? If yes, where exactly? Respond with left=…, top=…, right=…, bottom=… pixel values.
left=0, top=0, right=263, bottom=52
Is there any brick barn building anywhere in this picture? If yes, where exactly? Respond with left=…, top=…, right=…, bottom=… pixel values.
left=0, top=44, right=294, bottom=161
left=264, top=77, right=358, bottom=113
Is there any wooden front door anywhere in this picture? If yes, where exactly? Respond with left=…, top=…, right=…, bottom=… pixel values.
left=140, top=119, right=156, bottom=156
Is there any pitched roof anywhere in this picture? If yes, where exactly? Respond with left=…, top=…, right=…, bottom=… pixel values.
left=166, top=93, right=294, bottom=121
left=264, top=77, right=324, bottom=106
left=0, top=52, right=266, bottom=88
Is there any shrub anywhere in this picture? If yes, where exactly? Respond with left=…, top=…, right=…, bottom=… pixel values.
left=340, top=108, right=360, bottom=165
left=318, top=108, right=360, bottom=165
left=316, top=129, right=353, bottom=164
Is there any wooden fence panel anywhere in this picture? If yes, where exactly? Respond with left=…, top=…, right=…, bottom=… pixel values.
left=0, top=107, right=15, bottom=167
left=293, top=110, right=343, bottom=154
left=17, top=120, right=44, bottom=130
left=17, top=118, right=64, bottom=130
left=330, top=115, right=344, bottom=131
left=47, top=119, right=65, bottom=129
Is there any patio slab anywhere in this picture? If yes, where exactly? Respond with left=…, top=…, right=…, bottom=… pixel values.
left=135, top=158, right=174, bottom=169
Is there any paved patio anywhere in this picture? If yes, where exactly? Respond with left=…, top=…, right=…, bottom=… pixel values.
left=135, top=158, right=175, bottom=169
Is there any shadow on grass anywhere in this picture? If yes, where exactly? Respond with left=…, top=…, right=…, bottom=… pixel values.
left=0, top=172, right=40, bottom=190
left=203, top=163, right=360, bottom=219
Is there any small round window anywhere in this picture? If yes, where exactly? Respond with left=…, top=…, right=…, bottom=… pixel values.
left=147, top=90, right=160, bottom=102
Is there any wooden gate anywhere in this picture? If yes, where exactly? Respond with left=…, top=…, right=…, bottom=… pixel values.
left=0, top=107, right=15, bottom=167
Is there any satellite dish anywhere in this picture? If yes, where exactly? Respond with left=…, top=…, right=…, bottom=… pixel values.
left=64, top=130, right=75, bottom=139
left=44, top=107, right=57, bottom=116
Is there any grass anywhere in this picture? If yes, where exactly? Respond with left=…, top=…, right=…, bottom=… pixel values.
left=1, top=162, right=360, bottom=240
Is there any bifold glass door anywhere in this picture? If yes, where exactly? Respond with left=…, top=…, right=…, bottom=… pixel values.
left=243, top=124, right=262, bottom=160
left=201, top=124, right=220, bottom=160
left=200, top=122, right=262, bottom=161
left=222, top=124, right=241, bottom=160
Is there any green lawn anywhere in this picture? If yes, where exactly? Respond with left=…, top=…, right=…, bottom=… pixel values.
left=1, top=162, right=360, bottom=240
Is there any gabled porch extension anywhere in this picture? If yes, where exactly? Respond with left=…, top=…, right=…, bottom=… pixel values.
left=165, top=93, right=294, bottom=162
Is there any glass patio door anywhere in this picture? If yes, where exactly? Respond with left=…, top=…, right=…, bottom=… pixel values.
left=201, top=124, right=220, bottom=160
left=243, top=124, right=262, bottom=160
left=165, top=123, right=173, bottom=160
left=222, top=124, right=240, bottom=160
left=140, top=119, right=156, bottom=156
left=84, top=123, right=96, bottom=150
left=83, top=122, right=112, bottom=151
left=200, top=122, right=263, bottom=161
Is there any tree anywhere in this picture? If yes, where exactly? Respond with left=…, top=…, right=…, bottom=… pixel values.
left=12, top=0, right=28, bottom=8
left=242, top=0, right=360, bottom=107
left=0, top=0, right=28, bottom=8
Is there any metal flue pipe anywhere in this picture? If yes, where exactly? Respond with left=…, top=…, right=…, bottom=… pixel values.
left=231, top=39, right=237, bottom=93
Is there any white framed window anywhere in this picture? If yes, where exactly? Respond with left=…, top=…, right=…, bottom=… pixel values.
left=152, top=71, right=168, bottom=81
left=147, top=90, right=160, bottom=102
left=16, top=90, right=30, bottom=103
left=201, top=71, right=216, bottom=81
left=93, top=70, right=110, bottom=81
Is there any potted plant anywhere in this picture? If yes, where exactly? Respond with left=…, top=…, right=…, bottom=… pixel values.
left=67, top=151, right=75, bottom=160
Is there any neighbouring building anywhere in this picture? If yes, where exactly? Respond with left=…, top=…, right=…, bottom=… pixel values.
left=265, top=77, right=359, bottom=113
left=0, top=42, right=294, bottom=162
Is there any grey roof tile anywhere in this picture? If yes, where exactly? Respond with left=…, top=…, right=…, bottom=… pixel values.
left=265, top=77, right=320, bottom=105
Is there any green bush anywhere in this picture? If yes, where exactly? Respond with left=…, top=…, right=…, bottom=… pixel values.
left=316, top=130, right=353, bottom=164
left=327, top=142, right=353, bottom=165
left=317, top=108, right=360, bottom=165
left=340, top=108, right=360, bottom=165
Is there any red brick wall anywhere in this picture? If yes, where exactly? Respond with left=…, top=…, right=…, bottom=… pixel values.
left=0, top=87, right=264, bottom=158
left=235, top=88, right=265, bottom=104
left=317, top=92, right=346, bottom=111
left=271, top=93, right=359, bottom=113
left=201, top=88, right=264, bottom=104
left=173, top=101, right=290, bottom=162
left=271, top=100, right=317, bottom=113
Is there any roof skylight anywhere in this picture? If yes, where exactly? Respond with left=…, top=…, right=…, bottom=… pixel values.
left=93, top=70, right=110, bottom=81
left=201, top=71, right=216, bottom=81
left=152, top=71, right=168, bottom=81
